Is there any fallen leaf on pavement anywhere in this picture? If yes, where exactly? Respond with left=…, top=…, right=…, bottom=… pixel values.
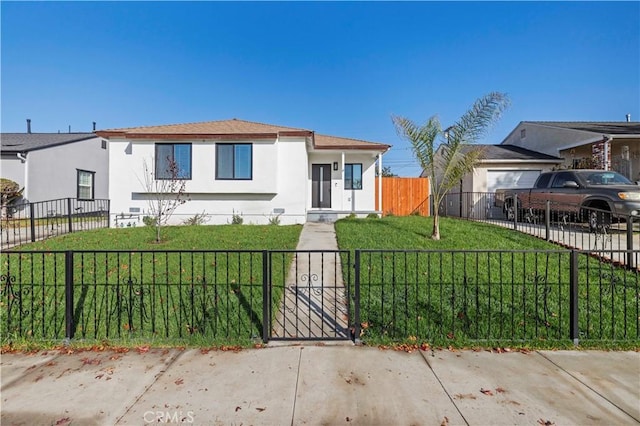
left=256, top=407, right=266, bottom=412
left=175, top=378, right=184, bottom=385
left=480, top=388, right=494, bottom=396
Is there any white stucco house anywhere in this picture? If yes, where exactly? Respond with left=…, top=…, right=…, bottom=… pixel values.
left=97, top=119, right=391, bottom=225
left=0, top=131, right=109, bottom=203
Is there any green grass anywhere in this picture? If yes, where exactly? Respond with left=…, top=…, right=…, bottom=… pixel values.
left=335, top=216, right=640, bottom=348
left=13, top=223, right=302, bottom=251
left=2, top=217, right=638, bottom=350
left=1, top=225, right=301, bottom=348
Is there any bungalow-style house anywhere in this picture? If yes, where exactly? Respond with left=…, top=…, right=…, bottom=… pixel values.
left=501, top=121, right=640, bottom=181
left=96, top=119, right=390, bottom=225
left=0, top=130, right=109, bottom=203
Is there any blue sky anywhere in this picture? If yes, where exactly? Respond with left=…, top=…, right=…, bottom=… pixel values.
left=2, top=1, right=639, bottom=176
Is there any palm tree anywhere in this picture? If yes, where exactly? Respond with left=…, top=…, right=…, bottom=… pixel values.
left=392, top=92, right=510, bottom=240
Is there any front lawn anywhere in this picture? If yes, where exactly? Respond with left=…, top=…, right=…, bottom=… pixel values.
left=335, top=216, right=639, bottom=348
left=1, top=225, right=302, bottom=347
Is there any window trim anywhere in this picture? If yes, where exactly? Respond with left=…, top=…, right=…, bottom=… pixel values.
left=77, top=169, right=95, bottom=200
left=344, top=163, right=363, bottom=190
left=215, top=143, right=253, bottom=180
left=154, top=143, right=192, bottom=180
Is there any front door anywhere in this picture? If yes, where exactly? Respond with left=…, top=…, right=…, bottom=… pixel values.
left=312, top=164, right=331, bottom=208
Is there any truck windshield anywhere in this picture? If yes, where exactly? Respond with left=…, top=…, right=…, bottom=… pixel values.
left=581, top=171, right=632, bottom=185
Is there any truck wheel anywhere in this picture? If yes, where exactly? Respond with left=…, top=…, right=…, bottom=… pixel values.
left=584, top=209, right=612, bottom=233
left=504, top=202, right=515, bottom=220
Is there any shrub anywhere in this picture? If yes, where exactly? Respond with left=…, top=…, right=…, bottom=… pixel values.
left=267, top=213, right=282, bottom=226
left=142, top=216, right=157, bottom=227
left=231, top=210, right=244, bottom=225
left=183, top=211, right=210, bottom=226
left=366, top=213, right=380, bottom=219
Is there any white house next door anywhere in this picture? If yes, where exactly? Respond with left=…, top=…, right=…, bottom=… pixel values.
left=312, top=164, right=331, bottom=208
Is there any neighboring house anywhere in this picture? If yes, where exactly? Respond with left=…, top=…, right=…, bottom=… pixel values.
left=96, top=119, right=390, bottom=225
left=0, top=132, right=109, bottom=203
left=423, top=144, right=562, bottom=218
left=501, top=121, right=640, bottom=181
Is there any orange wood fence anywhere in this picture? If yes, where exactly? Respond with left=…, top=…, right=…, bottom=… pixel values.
left=375, top=177, right=430, bottom=216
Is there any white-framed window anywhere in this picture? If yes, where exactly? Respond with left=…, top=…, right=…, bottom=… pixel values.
left=216, top=143, right=252, bottom=180
left=77, top=169, right=95, bottom=200
left=345, top=163, right=363, bottom=190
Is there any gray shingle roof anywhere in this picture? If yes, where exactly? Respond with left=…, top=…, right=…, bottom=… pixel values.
left=0, top=133, right=97, bottom=152
left=524, top=121, right=640, bottom=135
left=461, top=144, right=563, bottom=161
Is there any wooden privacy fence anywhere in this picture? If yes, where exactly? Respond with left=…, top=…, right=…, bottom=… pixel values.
left=375, top=177, right=430, bottom=216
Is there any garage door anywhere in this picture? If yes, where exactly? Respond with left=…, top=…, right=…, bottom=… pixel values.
left=487, top=170, right=541, bottom=193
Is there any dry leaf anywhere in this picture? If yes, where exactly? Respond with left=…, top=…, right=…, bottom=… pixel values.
left=480, top=388, right=494, bottom=396
left=175, top=378, right=184, bottom=385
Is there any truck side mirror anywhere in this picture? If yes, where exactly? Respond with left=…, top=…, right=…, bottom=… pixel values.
left=563, top=181, right=579, bottom=189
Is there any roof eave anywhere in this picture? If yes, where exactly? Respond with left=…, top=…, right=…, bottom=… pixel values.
left=96, top=131, right=313, bottom=140
left=313, top=144, right=391, bottom=152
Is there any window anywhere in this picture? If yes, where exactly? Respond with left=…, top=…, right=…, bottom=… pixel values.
left=216, top=144, right=252, bottom=180
left=155, top=144, right=191, bottom=179
left=551, top=171, right=575, bottom=188
left=77, top=170, right=95, bottom=200
left=345, top=163, right=362, bottom=190
left=520, top=129, right=526, bottom=139
left=535, top=173, right=552, bottom=188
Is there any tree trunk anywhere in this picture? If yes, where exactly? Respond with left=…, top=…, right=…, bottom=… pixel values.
left=431, top=213, right=441, bottom=240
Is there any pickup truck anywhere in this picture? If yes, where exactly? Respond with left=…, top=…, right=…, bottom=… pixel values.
left=494, top=170, right=640, bottom=229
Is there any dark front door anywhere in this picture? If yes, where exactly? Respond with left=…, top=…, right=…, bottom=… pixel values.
left=312, top=164, right=331, bottom=208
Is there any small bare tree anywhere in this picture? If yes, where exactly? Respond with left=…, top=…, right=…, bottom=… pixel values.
left=140, top=157, right=189, bottom=243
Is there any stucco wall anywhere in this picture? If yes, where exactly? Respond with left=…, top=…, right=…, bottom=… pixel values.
left=502, top=123, right=602, bottom=156
left=109, top=136, right=310, bottom=225
left=307, top=151, right=379, bottom=212
left=3, top=137, right=109, bottom=203
left=0, top=155, right=26, bottom=189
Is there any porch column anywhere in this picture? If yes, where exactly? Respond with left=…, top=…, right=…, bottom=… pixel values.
left=341, top=151, right=345, bottom=211
left=378, top=153, right=383, bottom=214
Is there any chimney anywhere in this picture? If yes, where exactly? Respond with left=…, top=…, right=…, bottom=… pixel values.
left=92, top=121, right=96, bottom=132
left=626, top=114, right=631, bottom=122
left=26, top=119, right=31, bottom=133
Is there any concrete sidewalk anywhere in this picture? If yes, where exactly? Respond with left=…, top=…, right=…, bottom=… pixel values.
left=1, top=346, right=638, bottom=425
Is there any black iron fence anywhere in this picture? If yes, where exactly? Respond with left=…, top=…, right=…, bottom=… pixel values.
left=438, top=192, right=639, bottom=269
left=0, top=198, right=110, bottom=250
left=2, top=249, right=638, bottom=346
left=353, top=250, right=639, bottom=344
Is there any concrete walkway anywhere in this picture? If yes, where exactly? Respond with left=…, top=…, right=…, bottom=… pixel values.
left=1, top=346, right=638, bottom=425
left=272, top=222, right=349, bottom=339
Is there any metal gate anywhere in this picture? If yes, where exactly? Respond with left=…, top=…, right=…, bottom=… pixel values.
left=267, top=250, right=352, bottom=341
